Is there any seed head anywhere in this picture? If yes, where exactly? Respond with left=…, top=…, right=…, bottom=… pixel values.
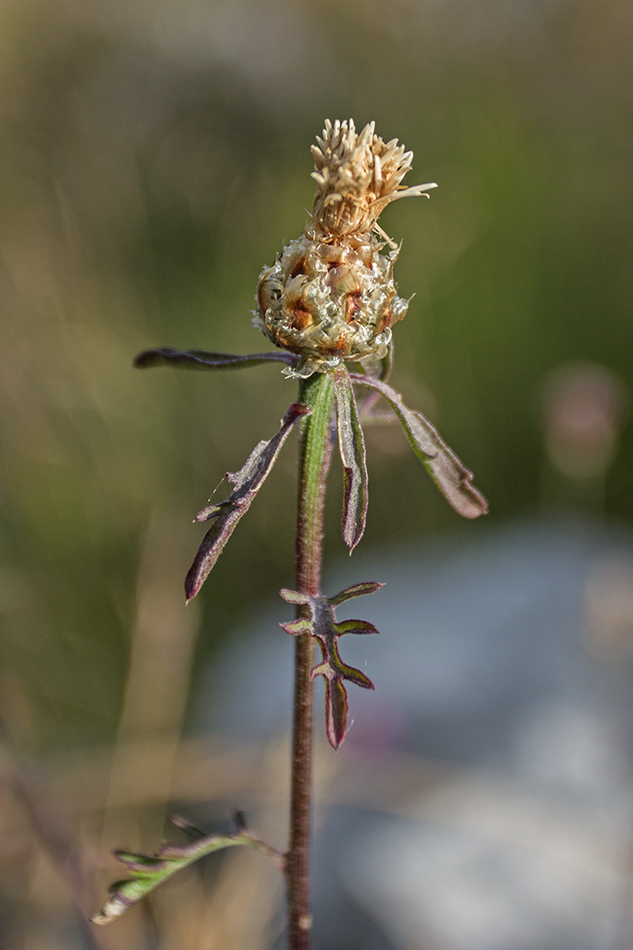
left=254, top=120, right=436, bottom=378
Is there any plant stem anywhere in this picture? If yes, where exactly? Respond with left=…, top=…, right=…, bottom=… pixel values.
left=286, top=372, right=335, bottom=950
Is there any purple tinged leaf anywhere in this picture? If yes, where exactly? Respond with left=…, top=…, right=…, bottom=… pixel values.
left=279, top=583, right=382, bottom=748
left=134, top=347, right=297, bottom=371
left=331, top=366, right=368, bottom=552
left=329, top=581, right=384, bottom=606
left=323, top=678, right=349, bottom=750
left=349, top=373, right=488, bottom=519
left=334, top=619, right=380, bottom=636
left=280, top=619, right=312, bottom=636
left=312, top=658, right=374, bottom=691
left=279, top=588, right=311, bottom=606
left=311, top=636, right=375, bottom=690
left=184, top=403, right=310, bottom=602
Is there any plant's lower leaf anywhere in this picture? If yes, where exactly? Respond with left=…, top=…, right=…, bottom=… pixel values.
left=331, top=366, right=368, bottom=552
left=349, top=374, right=488, bottom=519
left=93, top=824, right=283, bottom=925
left=185, top=402, right=310, bottom=601
left=134, top=347, right=297, bottom=370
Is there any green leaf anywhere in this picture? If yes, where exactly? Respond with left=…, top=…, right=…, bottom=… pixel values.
left=134, top=347, right=297, bottom=371
left=92, top=822, right=284, bottom=925
left=349, top=374, right=488, bottom=519
left=185, top=402, right=310, bottom=601
left=331, top=366, right=368, bottom=552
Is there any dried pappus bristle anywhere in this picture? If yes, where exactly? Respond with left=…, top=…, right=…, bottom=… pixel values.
left=310, top=119, right=437, bottom=238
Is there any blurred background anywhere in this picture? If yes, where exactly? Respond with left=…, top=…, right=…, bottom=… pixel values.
left=1, top=0, right=632, bottom=946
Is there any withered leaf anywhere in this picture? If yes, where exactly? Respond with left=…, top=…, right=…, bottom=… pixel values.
left=134, top=347, right=297, bottom=371
left=185, top=402, right=310, bottom=601
left=349, top=374, right=488, bottom=519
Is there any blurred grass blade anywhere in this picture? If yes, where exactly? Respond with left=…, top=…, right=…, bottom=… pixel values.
left=134, top=347, right=297, bottom=370
left=350, top=373, right=488, bottom=519
left=331, top=366, right=368, bottom=552
left=185, top=402, right=310, bottom=601
left=92, top=826, right=283, bottom=925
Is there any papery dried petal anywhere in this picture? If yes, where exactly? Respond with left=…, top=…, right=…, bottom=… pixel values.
left=310, top=119, right=437, bottom=238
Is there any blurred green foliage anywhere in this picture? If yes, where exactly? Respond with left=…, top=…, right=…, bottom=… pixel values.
left=0, top=3, right=632, bottom=922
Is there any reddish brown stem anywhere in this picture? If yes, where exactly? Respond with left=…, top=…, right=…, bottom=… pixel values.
left=286, top=373, right=334, bottom=950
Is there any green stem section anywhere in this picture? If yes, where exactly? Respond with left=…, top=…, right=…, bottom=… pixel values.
left=286, top=372, right=334, bottom=950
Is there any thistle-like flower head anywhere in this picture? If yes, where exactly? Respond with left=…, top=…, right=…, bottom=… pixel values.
left=254, top=119, right=437, bottom=378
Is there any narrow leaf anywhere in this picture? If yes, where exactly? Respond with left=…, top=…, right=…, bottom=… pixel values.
left=185, top=403, right=310, bottom=601
left=134, top=347, right=297, bottom=371
left=324, top=678, right=349, bottom=750
left=279, top=588, right=311, bottom=606
left=335, top=619, right=381, bottom=636
left=280, top=619, right=312, bottom=636
left=329, top=581, right=384, bottom=606
left=331, top=366, right=368, bottom=552
left=334, top=663, right=374, bottom=690
left=349, top=374, right=488, bottom=519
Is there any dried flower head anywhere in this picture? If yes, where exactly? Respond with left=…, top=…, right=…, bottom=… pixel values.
left=311, top=118, right=437, bottom=238
left=254, top=119, right=437, bottom=378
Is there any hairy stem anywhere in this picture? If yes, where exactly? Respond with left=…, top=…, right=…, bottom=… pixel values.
left=286, top=372, right=334, bottom=950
